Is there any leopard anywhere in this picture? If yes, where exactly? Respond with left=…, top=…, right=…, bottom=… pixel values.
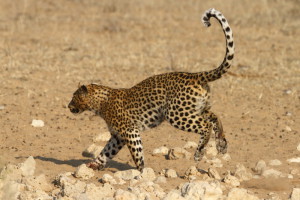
left=68, top=8, right=234, bottom=171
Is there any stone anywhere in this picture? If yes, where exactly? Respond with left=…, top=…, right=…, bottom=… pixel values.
left=23, top=174, right=53, bottom=192
left=234, top=164, right=252, bottom=181
left=152, top=146, right=169, bottom=156
left=138, top=167, right=156, bottom=181
left=114, top=169, right=141, bottom=181
left=181, top=181, right=223, bottom=200
left=62, top=180, right=86, bottom=197
left=85, top=183, right=115, bottom=199
left=262, top=169, right=282, bottom=178
left=268, top=159, right=282, bottom=166
left=290, top=188, right=300, bottom=200
left=208, top=167, right=221, bottom=180
left=183, top=141, right=197, bottom=149
left=206, top=158, right=223, bottom=168
left=114, top=189, right=137, bottom=200
left=290, top=169, right=299, bottom=175
left=163, top=190, right=185, bottom=200
left=0, top=164, right=22, bottom=181
left=287, top=157, right=300, bottom=163
left=20, top=156, right=36, bottom=177
left=155, top=176, right=167, bottom=184
left=224, top=172, right=240, bottom=187
left=0, top=181, right=21, bottom=200
left=93, top=131, right=111, bottom=142
left=164, top=169, right=178, bottom=178
left=253, top=160, right=266, bottom=175
left=31, top=119, right=45, bottom=127
left=184, top=166, right=200, bottom=179
left=82, top=144, right=104, bottom=158
left=74, top=164, right=95, bottom=180
left=168, top=147, right=191, bottom=160
left=227, top=188, right=259, bottom=200
left=101, top=174, right=118, bottom=185
left=54, top=172, right=76, bottom=187
left=206, top=141, right=218, bottom=157
left=131, top=181, right=166, bottom=199
left=297, top=144, right=300, bottom=152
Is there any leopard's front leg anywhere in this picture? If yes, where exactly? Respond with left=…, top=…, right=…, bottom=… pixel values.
left=87, top=133, right=125, bottom=170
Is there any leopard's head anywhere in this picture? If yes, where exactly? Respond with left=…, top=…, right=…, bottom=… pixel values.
left=68, top=84, right=110, bottom=114
left=68, top=85, right=90, bottom=114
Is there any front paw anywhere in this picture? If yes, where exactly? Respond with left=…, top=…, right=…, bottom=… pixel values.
left=86, top=161, right=104, bottom=170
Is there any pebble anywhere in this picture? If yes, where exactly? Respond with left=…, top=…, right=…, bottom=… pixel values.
left=168, top=147, right=191, bottom=160
left=31, top=119, right=45, bottom=127
left=162, top=169, right=178, bottom=178
left=287, top=157, right=300, bottom=163
left=253, top=160, right=266, bottom=175
left=224, top=172, right=240, bottom=187
left=74, top=164, right=95, bottom=180
left=234, top=164, right=252, bottom=181
left=262, top=169, right=282, bottom=178
left=0, top=105, right=5, bottom=110
left=183, top=141, right=198, bottom=149
left=152, top=146, right=169, bottom=156
left=268, top=159, right=282, bottom=166
left=297, top=143, right=300, bottom=152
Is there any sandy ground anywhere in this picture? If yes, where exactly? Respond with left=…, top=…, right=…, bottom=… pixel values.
left=0, top=0, right=299, bottom=199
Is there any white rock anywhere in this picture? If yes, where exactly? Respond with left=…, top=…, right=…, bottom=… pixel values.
left=224, top=173, right=240, bottom=187
left=183, top=141, right=198, bottom=149
left=291, top=169, right=299, bottom=175
left=181, top=181, right=223, bottom=200
left=222, top=153, right=231, bottom=161
left=153, top=146, right=169, bottom=156
left=0, top=105, right=5, bottom=110
left=163, top=190, right=185, bottom=200
left=287, top=157, right=300, bottom=163
left=20, top=156, right=36, bottom=177
left=85, top=183, right=115, bottom=199
left=0, top=164, right=22, bottom=181
left=23, top=174, right=53, bottom=192
left=31, top=119, right=45, bottom=127
left=165, top=169, right=178, bottom=178
left=0, top=181, right=21, bottom=200
left=63, top=180, right=86, bottom=197
left=74, top=164, right=95, bottom=180
left=285, top=126, right=292, bottom=132
left=288, top=174, right=294, bottom=179
left=155, top=176, right=167, bottom=184
left=234, top=164, right=252, bottom=181
left=297, top=144, right=300, bottom=152
left=138, top=167, right=156, bottom=181
left=253, top=160, right=267, bottom=175
left=101, top=174, right=118, bottom=185
left=115, top=189, right=137, bottom=200
left=131, top=181, right=166, bottom=199
left=168, top=147, right=191, bottom=160
left=290, top=188, right=300, bottom=200
left=114, top=169, right=141, bottom=181
left=208, top=168, right=221, bottom=180
left=54, top=172, right=76, bottom=187
left=269, top=159, right=282, bottom=166
left=184, top=166, right=200, bottom=179
left=82, top=144, right=104, bottom=158
left=206, top=141, right=218, bottom=157
left=93, top=131, right=111, bottom=142
left=262, top=169, right=282, bottom=178
left=227, top=188, right=259, bottom=200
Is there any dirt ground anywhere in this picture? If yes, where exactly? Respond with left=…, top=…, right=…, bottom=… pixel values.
left=0, top=0, right=299, bottom=199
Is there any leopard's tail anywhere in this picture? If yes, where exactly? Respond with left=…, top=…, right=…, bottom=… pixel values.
left=200, top=8, right=234, bottom=82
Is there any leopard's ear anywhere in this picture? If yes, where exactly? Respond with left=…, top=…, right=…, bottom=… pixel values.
left=80, top=85, right=88, bottom=93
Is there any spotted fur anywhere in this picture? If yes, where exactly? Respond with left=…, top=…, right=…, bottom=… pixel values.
left=68, top=8, right=234, bottom=171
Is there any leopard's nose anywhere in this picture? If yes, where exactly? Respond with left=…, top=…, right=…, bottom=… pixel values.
left=70, top=107, right=80, bottom=113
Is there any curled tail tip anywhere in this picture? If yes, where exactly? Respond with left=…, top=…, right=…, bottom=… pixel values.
left=201, top=8, right=216, bottom=27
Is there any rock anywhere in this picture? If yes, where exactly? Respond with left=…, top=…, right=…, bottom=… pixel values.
left=114, top=169, right=141, bottom=181
left=224, top=172, right=240, bottom=187
left=168, top=147, right=191, bottom=160
left=262, top=169, right=282, bottom=178
left=62, top=180, right=86, bottom=198
left=114, top=189, right=137, bottom=200
left=222, top=153, right=231, bottom=161
left=206, top=158, right=223, bottom=168
left=19, top=189, right=52, bottom=200
left=206, top=141, right=218, bottom=157
left=0, top=105, right=5, bottom=110
left=181, top=181, right=223, bottom=200
left=183, top=141, right=197, bottom=149
left=82, top=144, right=104, bottom=158
left=288, top=174, right=294, bottom=179
left=297, top=144, right=300, bottom=152
left=0, top=164, right=22, bottom=181
left=268, top=159, right=282, bottom=166
left=74, top=164, right=95, bottom=180
left=184, top=166, right=200, bottom=179
left=101, top=174, right=118, bottom=185
left=152, top=146, right=169, bottom=156
left=208, top=167, right=221, bottom=180
left=285, top=126, right=292, bottom=132
left=85, top=183, right=115, bottom=200
left=253, top=160, right=266, bottom=175
left=290, top=169, right=299, bottom=175
left=54, top=172, right=76, bottom=187
left=20, top=156, right=36, bottom=177
left=131, top=181, right=166, bottom=199
left=164, top=169, right=178, bottom=178
left=290, top=188, right=300, bottom=200
left=227, top=188, right=259, bottom=200
left=23, top=174, right=53, bottom=192
left=138, top=167, right=156, bottom=181
left=155, top=176, right=167, bottom=184
left=163, top=190, right=185, bottom=200
left=234, top=164, right=252, bottom=181
left=287, top=157, right=300, bottom=163
left=93, top=131, right=111, bottom=142
left=31, top=119, right=45, bottom=127
left=0, top=181, right=21, bottom=200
